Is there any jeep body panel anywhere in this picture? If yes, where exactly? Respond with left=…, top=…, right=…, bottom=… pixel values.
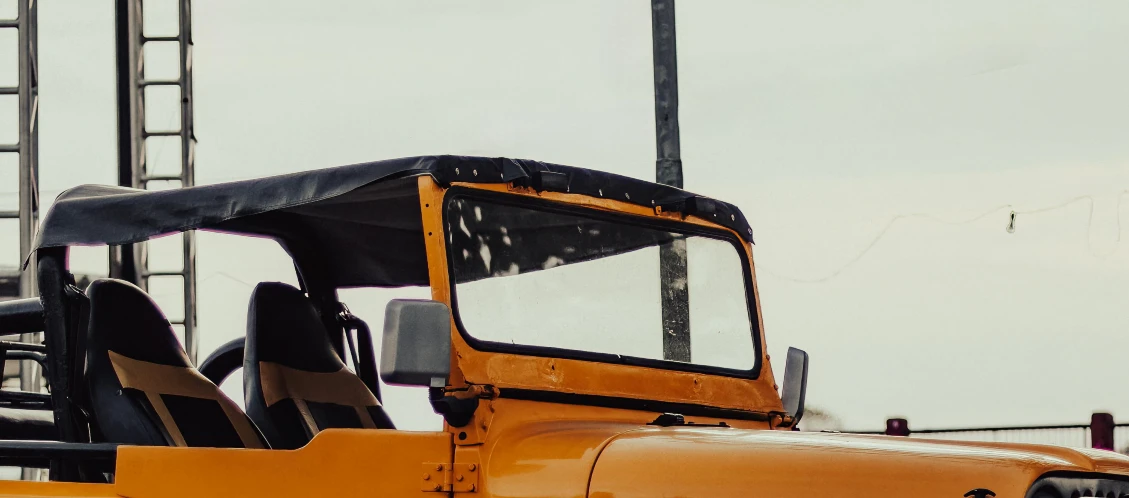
left=589, top=429, right=1129, bottom=498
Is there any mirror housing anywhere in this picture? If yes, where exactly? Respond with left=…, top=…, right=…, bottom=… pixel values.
left=781, top=347, right=809, bottom=425
left=379, top=299, right=452, bottom=388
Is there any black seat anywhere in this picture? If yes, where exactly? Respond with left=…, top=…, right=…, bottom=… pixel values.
left=85, top=278, right=265, bottom=448
left=244, top=282, right=394, bottom=450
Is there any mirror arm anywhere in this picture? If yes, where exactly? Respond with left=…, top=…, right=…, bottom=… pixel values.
left=428, top=387, right=479, bottom=428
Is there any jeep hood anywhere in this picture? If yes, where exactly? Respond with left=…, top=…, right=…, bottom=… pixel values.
left=586, top=428, right=1129, bottom=498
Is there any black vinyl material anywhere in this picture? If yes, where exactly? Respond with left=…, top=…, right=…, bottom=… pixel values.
left=0, top=408, right=57, bottom=441
left=85, top=279, right=259, bottom=448
left=244, top=282, right=393, bottom=450
left=31, top=156, right=754, bottom=289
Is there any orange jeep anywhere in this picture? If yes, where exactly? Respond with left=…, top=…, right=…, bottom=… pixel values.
left=0, top=156, right=1125, bottom=497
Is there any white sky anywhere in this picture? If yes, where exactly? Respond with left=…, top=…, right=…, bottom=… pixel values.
left=4, top=1, right=1129, bottom=431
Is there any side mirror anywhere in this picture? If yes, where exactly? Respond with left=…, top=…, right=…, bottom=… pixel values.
left=780, top=347, right=809, bottom=425
left=379, top=299, right=452, bottom=388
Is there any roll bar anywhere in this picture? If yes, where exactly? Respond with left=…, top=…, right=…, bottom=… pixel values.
left=0, top=298, right=43, bottom=336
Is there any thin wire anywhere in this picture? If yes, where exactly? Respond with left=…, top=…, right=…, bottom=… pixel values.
left=758, top=204, right=1011, bottom=284
left=148, top=271, right=255, bottom=300
left=1012, top=191, right=1128, bottom=259
left=761, top=192, right=1129, bottom=284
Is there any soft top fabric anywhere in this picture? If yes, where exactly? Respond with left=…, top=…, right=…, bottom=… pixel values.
left=31, top=156, right=753, bottom=288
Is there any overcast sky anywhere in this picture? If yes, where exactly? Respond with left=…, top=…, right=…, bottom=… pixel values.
left=5, top=1, right=1129, bottom=432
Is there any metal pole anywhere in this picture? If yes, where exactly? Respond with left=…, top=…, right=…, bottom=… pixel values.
left=112, top=0, right=198, bottom=363
left=652, top=0, right=682, bottom=188
left=179, top=0, right=198, bottom=363
left=111, top=0, right=144, bottom=287
left=1091, top=412, right=1114, bottom=450
left=17, top=0, right=42, bottom=382
left=652, top=0, right=690, bottom=362
left=17, top=0, right=40, bottom=300
left=15, top=0, right=41, bottom=481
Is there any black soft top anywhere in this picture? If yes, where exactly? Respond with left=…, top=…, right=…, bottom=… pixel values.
left=34, top=155, right=752, bottom=287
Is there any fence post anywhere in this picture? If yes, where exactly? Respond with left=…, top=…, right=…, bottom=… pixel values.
left=886, top=418, right=910, bottom=437
left=1091, top=412, right=1114, bottom=450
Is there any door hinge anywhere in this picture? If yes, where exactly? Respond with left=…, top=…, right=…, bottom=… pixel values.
left=422, top=462, right=478, bottom=493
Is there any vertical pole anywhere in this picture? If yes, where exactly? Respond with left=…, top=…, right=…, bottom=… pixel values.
left=659, top=239, right=689, bottom=362
left=652, top=0, right=690, bottom=362
left=112, top=0, right=198, bottom=363
left=16, top=0, right=39, bottom=302
left=886, top=418, right=910, bottom=437
left=17, top=0, right=41, bottom=388
left=1091, top=412, right=1114, bottom=451
left=16, top=0, right=41, bottom=481
left=652, top=0, right=682, bottom=188
left=179, top=0, right=198, bottom=363
left=111, top=0, right=144, bottom=288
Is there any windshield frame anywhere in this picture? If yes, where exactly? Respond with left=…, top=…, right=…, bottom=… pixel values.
left=442, top=186, right=763, bottom=380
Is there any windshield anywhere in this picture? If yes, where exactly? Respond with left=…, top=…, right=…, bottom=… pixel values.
left=445, top=194, right=757, bottom=373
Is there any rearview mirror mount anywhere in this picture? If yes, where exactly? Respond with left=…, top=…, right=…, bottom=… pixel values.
left=379, top=299, right=452, bottom=388
left=781, top=347, right=809, bottom=427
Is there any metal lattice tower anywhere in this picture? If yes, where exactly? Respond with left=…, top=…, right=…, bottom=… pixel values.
left=1, top=0, right=41, bottom=398
left=1, top=0, right=39, bottom=301
left=112, top=0, right=198, bottom=363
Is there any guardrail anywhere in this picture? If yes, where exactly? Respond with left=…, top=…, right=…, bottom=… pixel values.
left=849, top=413, right=1127, bottom=451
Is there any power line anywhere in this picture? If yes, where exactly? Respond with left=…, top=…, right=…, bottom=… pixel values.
left=5, top=186, right=1127, bottom=286
left=147, top=271, right=255, bottom=300
left=759, top=191, right=1129, bottom=284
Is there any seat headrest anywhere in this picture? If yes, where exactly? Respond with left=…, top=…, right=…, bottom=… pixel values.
left=246, top=282, right=342, bottom=373
left=87, top=278, right=190, bottom=367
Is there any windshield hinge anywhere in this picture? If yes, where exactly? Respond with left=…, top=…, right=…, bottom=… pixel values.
left=421, top=462, right=479, bottom=493
left=647, top=412, right=731, bottom=428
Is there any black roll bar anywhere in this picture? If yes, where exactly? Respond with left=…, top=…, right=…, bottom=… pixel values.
left=0, top=441, right=117, bottom=470
left=0, top=298, right=44, bottom=336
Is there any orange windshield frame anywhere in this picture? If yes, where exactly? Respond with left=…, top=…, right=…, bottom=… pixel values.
left=417, top=176, right=783, bottom=417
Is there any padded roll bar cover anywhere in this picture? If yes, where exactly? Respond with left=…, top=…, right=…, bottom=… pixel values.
left=0, top=408, right=57, bottom=441
left=0, top=298, right=44, bottom=336
left=379, top=300, right=451, bottom=387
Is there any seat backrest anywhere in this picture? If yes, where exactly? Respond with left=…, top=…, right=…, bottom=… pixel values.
left=85, top=279, right=264, bottom=448
left=244, top=282, right=394, bottom=450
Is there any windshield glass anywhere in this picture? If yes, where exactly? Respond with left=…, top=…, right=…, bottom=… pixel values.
left=446, top=194, right=757, bottom=373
